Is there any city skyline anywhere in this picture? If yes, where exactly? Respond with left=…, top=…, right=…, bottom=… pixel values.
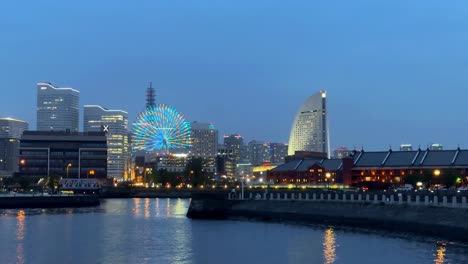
left=2, top=1, right=468, bottom=150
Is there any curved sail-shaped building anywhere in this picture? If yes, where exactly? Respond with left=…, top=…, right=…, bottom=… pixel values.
left=288, top=90, right=329, bottom=157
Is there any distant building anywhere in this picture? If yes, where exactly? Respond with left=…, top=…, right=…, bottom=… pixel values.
left=156, top=154, right=216, bottom=174
left=288, top=90, right=329, bottom=157
left=217, top=145, right=236, bottom=177
left=18, top=131, right=107, bottom=179
left=36, top=82, right=79, bottom=132
left=190, top=122, right=218, bottom=157
left=430, top=144, right=443, bottom=151
left=333, top=147, right=353, bottom=158
left=248, top=140, right=270, bottom=166
left=239, top=145, right=250, bottom=163
left=83, top=105, right=129, bottom=179
left=223, top=134, right=244, bottom=163
left=269, top=143, right=288, bottom=164
left=0, top=118, right=29, bottom=176
left=400, top=144, right=413, bottom=151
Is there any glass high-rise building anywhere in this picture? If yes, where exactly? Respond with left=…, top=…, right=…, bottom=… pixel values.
left=0, top=118, right=29, bottom=175
left=37, top=82, right=79, bottom=132
left=83, top=105, right=129, bottom=179
left=288, top=90, right=329, bottom=157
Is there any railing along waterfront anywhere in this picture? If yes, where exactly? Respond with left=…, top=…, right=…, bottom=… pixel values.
left=227, top=190, right=468, bottom=209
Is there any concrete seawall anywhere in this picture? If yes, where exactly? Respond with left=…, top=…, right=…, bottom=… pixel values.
left=0, top=195, right=100, bottom=209
left=187, top=193, right=468, bottom=242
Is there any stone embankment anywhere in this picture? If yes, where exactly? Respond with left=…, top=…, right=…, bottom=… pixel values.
left=187, top=192, right=468, bottom=242
left=0, top=194, right=100, bottom=209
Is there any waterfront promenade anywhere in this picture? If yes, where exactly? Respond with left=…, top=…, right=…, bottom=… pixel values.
left=187, top=190, right=468, bottom=242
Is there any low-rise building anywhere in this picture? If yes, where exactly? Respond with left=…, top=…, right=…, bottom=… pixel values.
left=18, top=131, right=107, bottom=179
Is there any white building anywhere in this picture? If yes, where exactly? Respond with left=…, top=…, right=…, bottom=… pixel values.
left=288, top=90, right=329, bottom=157
left=37, top=82, right=79, bottom=132
left=190, top=122, right=218, bottom=157
left=83, top=105, right=129, bottom=179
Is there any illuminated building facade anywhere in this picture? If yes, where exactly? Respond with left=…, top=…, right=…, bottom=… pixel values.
left=268, top=158, right=352, bottom=185
left=270, top=143, right=288, bottom=164
left=288, top=90, right=329, bottom=157
left=190, top=122, right=218, bottom=157
left=269, top=148, right=468, bottom=188
left=37, top=82, right=79, bottom=132
left=223, top=134, right=243, bottom=162
left=333, top=147, right=353, bottom=159
left=18, top=131, right=107, bottom=179
left=0, top=118, right=29, bottom=176
left=84, top=105, right=129, bottom=179
left=248, top=140, right=270, bottom=166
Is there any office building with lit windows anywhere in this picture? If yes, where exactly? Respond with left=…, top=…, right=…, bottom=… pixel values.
left=84, top=105, right=129, bottom=179
left=37, top=82, right=79, bottom=132
left=288, top=90, right=329, bottom=157
left=0, top=118, right=29, bottom=176
left=190, top=122, right=218, bottom=157
left=18, top=131, right=107, bottom=179
left=223, top=134, right=244, bottom=162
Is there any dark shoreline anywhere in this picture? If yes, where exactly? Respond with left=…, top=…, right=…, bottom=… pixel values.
left=186, top=194, right=468, bottom=243
left=0, top=195, right=100, bottom=209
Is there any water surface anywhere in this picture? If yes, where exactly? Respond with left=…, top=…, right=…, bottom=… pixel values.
left=0, top=198, right=467, bottom=264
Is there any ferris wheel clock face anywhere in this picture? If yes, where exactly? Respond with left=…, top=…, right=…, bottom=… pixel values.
left=133, top=104, right=191, bottom=151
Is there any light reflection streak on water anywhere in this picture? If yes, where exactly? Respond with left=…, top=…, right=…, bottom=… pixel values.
left=133, top=198, right=141, bottom=216
left=155, top=198, right=160, bottom=217
left=144, top=198, right=150, bottom=219
left=323, top=228, right=336, bottom=264
left=434, top=242, right=446, bottom=264
left=16, top=210, right=25, bottom=264
left=173, top=198, right=186, bottom=217
left=166, top=198, right=171, bottom=217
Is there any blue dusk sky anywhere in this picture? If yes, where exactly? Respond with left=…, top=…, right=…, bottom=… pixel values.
left=1, top=0, right=467, bottom=150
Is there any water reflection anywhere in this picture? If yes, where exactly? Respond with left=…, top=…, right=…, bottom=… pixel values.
left=173, top=198, right=187, bottom=217
left=16, top=210, right=25, bottom=264
left=144, top=198, right=150, bottom=219
left=434, top=241, right=446, bottom=264
left=323, top=228, right=336, bottom=264
left=133, top=198, right=140, bottom=216
left=167, top=198, right=171, bottom=217
left=155, top=198, right=160, bottom=217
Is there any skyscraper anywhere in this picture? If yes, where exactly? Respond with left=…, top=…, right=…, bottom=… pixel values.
left=248, top=140, right=270, bottom=166
left=84, top=105, right=129, bottom=179
left=270, top=143, right=288, bottom=164
left=288, top=90, right=329, bottom=157
left=223, top=134, right=244, bottom=162
left=37, top=82, right=79, bottom=132
left=0, top=118, right=29, bottom=176
left=190, top=122, right=218, bottom=157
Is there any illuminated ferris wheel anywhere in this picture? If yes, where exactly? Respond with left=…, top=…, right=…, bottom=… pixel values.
left=132, top=104, right=191, bottom=151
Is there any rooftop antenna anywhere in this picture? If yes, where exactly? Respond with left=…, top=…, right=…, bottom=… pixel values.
left=146, top=81, right=156, bottom=108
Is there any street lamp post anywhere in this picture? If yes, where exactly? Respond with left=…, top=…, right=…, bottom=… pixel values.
left=325, top=172, right=331, bottom=190
left=66, top=163, right=72, bottom=178
left=241, top=177, right=244, bottom=200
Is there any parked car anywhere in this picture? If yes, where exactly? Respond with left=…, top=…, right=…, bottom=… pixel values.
left=457, top=186, right=468, bottom=192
